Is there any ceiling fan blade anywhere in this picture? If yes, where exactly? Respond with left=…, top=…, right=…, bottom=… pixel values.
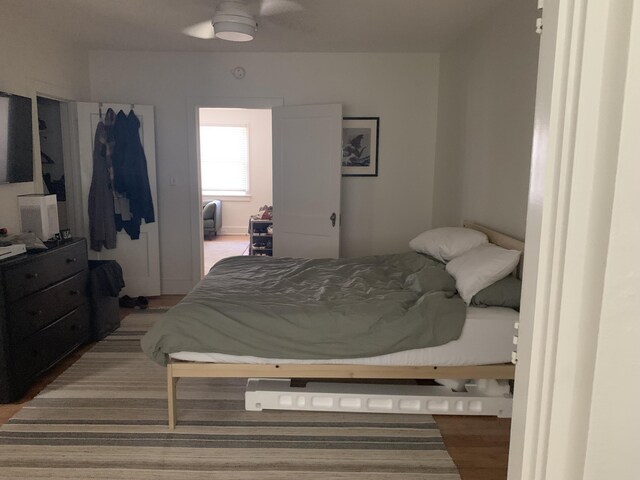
left=183, top=20, right=215, bottom=39
left=257, top=0, right=303, bottom=17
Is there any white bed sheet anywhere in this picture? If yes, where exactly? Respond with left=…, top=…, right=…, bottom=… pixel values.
left=170, top=306, right=517, bottom=366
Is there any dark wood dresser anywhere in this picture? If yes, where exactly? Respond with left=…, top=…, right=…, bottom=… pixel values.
left=0, top=238, right=90, bottom=403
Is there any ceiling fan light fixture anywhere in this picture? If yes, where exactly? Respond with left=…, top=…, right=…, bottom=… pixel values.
left=213, top=21, right=256, bottom=42
left=211, top=7, right=257, bottom=42
left=184, top=0, right=302, bottom=42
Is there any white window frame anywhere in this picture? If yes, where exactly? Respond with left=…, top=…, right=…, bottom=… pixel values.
left=198, top=122, right=251, bottom=199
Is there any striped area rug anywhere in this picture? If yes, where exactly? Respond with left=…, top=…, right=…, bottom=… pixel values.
left=0, top=312, right=460, bottom=479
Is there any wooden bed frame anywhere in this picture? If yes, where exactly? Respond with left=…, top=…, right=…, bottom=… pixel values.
left=166, top=221, right=524, bottom=429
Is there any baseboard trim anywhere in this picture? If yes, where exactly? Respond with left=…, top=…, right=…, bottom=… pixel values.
left=219, top=226, right=250, bottom=236
left=161, top=278, right=196, bottom=295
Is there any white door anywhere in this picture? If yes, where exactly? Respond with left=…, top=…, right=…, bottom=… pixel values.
left=272, top=104, right=342, bottom=258
left=71, top=102, right=161, bottom=297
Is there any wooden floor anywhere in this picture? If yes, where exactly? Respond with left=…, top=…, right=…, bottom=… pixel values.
left=203, top=234, right=249, bottom=273
left=0, top=295, right=511, bottom=479
left=436, top=415, right=511, bottom=479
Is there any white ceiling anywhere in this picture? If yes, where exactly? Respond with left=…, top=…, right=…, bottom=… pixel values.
left=6, top=0, right=507, bottom=53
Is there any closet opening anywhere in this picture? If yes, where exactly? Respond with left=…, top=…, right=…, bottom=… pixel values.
left=197, top=107, right=273, bottom=274
left=36, top=96, right=73, bottom=232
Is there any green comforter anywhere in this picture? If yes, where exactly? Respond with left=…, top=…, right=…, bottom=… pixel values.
left=141, top=253, right=466, bottom=365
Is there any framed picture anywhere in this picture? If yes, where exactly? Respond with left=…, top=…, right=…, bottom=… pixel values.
left=341, top=117, right=379, bottom=177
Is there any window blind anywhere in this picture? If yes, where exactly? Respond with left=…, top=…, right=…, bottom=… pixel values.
left=200, top=125, right=249, bottom=195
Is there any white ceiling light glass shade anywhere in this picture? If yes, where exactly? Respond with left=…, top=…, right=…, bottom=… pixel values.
left=212, top=14, right=257, bottom=42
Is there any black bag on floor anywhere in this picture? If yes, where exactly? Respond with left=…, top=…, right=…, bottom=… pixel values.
left=88, top=260, right=125, bottom=341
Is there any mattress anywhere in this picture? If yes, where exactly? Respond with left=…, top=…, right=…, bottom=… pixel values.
left=170, top=306, right=517, bottom=366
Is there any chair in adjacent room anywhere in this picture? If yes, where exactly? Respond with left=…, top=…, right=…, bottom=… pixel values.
left=203, top=200, right=221, bottom=239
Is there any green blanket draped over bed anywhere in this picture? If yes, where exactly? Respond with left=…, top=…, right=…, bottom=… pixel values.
left=141, top=252, right=466, bottom=366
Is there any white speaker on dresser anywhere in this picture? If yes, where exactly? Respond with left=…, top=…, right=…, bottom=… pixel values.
left=18, top=194, right=59, bottom=241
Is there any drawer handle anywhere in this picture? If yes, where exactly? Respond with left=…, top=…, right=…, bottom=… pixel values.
left=69, top=289, right=80, bottom=296
left=26, top=273, right=39, bottom=279
left=28, top=310, right=43, bottom=317
left=66, top=257, right=77, bottom=264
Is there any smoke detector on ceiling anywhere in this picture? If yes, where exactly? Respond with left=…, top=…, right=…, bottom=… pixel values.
left=232, top=66, right=246, bottom=79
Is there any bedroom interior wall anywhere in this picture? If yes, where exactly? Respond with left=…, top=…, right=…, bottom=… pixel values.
left=0, top=12, right=89, bottom=235
left=199, top=108, right=272, bottom=236
left=88, top=52, right=439, bottom=293
left=432, top=0, right=540, bottom=239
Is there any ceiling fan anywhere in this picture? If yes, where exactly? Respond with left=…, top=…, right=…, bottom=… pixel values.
left=183, top=0, right=303, bottom=42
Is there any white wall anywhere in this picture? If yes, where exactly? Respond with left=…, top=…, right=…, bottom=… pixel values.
left=200, top=108, right=272, bottom=235
left=88, top=52, right=440, bottom=293
left=0, top=12, right=89, bottom=234
left=432, top=0, right=540, bottom=239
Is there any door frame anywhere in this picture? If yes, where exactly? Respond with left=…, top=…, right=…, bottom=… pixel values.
left=186, top=97, right=283, bottom=288
left=508, top=0, right=637, bottom=478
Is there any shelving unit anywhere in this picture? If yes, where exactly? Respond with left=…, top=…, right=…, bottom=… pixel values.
left=249, top=218, right=273, bottom=256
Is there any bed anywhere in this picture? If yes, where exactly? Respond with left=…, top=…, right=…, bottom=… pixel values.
left=143, top=222, right=523, bottom=428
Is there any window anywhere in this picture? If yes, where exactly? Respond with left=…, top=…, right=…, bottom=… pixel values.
left=200, top=125, right=249, bottom=196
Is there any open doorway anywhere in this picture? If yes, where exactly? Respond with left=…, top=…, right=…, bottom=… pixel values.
left=36, top=96, right=72, bottom=231
left=198, top=107, right=273, bottom=274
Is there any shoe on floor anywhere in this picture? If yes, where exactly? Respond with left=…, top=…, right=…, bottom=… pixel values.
left=136, top=296, right=149, bottom=309
left=119, top=295, right=137, bottom=308
left=119, top=295, right=149, bottom=309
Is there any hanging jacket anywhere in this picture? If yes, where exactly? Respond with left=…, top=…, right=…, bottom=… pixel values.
left=112, top=109, right=155, bottom=239
left=111, top=110, right=127, bottom=195
left=88, top=111, right=117, bottom=251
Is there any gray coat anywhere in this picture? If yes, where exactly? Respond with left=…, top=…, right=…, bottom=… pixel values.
left=88, top=111, right=117, bottom=251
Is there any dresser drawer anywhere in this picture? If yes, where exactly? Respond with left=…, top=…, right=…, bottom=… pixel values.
left=3, top=240, right=87, bottom=302
left=8, top=271, right=88, bottom=344
left=12, top=304, right=90, bottom=382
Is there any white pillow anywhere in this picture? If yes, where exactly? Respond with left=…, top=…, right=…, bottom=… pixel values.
left=446, top=244, right=521, bottom=304
left=409, top=227, right=488, bottom=263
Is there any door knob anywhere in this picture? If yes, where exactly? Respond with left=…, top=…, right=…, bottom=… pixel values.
left=330, top=212, right=337, bottom=227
